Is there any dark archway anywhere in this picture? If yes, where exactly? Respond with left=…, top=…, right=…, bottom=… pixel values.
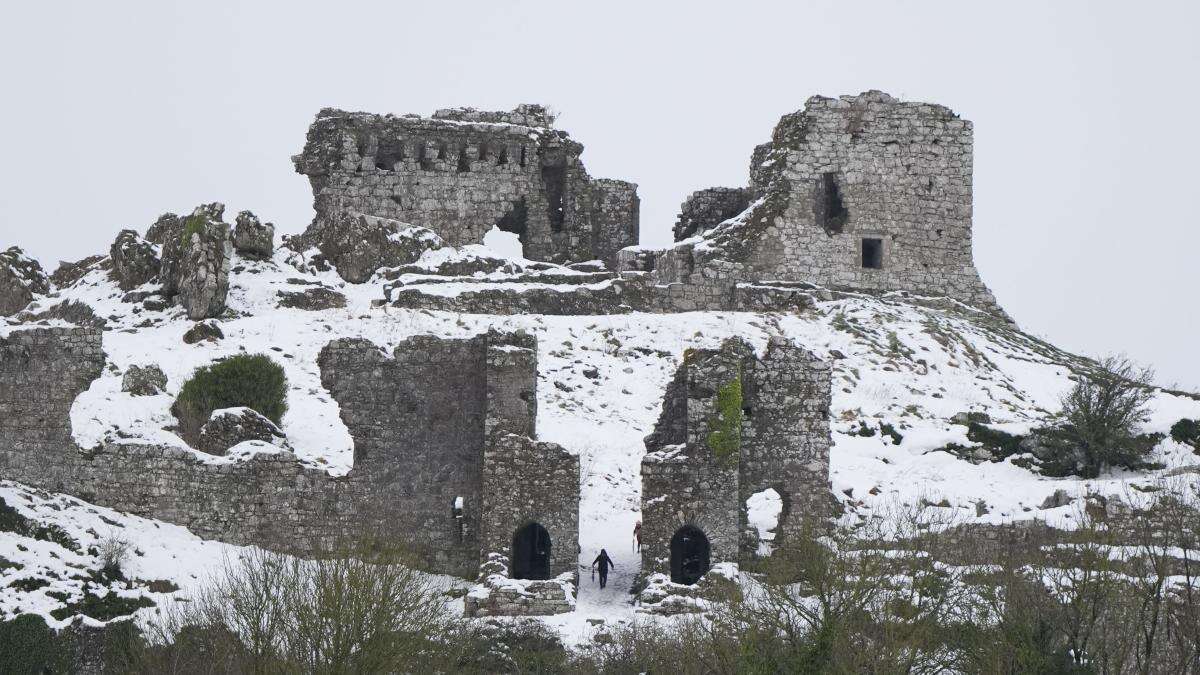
left=512, top=522, right=551, bottom=580
left=670, top=525, right=710, bottom=585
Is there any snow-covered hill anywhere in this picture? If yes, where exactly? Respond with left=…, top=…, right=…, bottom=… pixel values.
left=5, top=241, right=1199, bottom=640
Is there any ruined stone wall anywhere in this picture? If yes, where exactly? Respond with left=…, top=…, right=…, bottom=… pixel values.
left=0, top=327, right=571, bottom=580
left=640, top=337, right=832, bottom=575
left=738, top=338, right=833, bottom=554
left=635, top=91, right=1004, bottom=317
left=481, top=434, right=579, bottom=579
left=672, top=187, right=752, bottom=241
left=294, top=106, right=638, bottom=268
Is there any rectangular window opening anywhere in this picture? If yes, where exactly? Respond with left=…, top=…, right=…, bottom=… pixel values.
left=862, top=238, right=883, bottom=269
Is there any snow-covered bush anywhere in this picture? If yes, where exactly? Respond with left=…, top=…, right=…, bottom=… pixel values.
left=172, top=354, right=287, bottom=442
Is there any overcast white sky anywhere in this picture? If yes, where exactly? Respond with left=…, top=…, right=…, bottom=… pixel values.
left=1, top=0, right=1197, bottom=389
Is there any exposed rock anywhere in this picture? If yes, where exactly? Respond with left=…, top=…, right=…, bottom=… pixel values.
left=197, top=407, right=288, bottom=456
left=182, top=320, right=224, bottom=344
left=162, top=204, right=233, bottom=320
left=952, top=411, right=992, bottom=425
left=109, top=229, right=161, bottom=291
left=0, top=247, right=49, bottom=316
left=50, top=255, right=105, bottom=288
left=276, top=287, right=346, bottom=311
left=292, top=211, right=444, bottom=283
left=1039, top=489, right=1074, bottom=510
left=122, top=365, right=167, bottom=396
left=232, top=211, right=274, bottom=259
left=17, top=300, right=106, bottom=329
left=144, top=213, right=183, bottom=246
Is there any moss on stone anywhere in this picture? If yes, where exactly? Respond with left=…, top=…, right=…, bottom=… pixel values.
left=707, top=375, right=743, bottom=465
left=179, top=214, right=207, bottom=246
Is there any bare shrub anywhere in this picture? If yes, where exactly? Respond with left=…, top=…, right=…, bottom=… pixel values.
left=140, top=541, right=450, bottom=674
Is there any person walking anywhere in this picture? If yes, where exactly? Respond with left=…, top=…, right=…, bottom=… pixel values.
left=592, top=548, right=615, bottom=589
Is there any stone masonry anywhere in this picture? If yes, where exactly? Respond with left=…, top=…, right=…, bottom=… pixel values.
left=623, top=91, right=1005, bottom=317
left=640, top=337, right=832, bottom=582
left=293, top=105, right=639, bottom=268
left=0, top=326, right=576, bottom=589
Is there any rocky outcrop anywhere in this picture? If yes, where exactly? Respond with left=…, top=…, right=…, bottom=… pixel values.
left=144, top=213, right=183, bottom=246
left=122, top=364, right=167, bottom=396
left=50, top=255, right=105, bottom=288
left=0, top=247, right=48, bottom=316
left=290, top=211, right=443, bottom=283
left=161, top=204, right=232, bottom=320
left=109, top=229, right=160, bottom=291
left=277, top=287, right=346, bottom=311
left=197, top=407, right=288, bottom=456
left=182, top=320, right=224, bottom=344
left=233, top=211, right=274, bottom=259
left=17, top=300, right=106, bottom=329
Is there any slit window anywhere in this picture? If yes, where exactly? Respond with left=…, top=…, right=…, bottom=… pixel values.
left=862, top=238, right=883, bottom=269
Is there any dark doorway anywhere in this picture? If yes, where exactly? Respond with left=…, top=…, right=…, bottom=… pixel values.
left=512, top=522, right=551, bottom=580
left=862, top=238, right=883, bottom=269
left=670, top=525, right=710, bottom=585
left=540, top=164, right=567, bottom=232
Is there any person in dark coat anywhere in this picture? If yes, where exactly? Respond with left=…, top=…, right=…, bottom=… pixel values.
left=592, top=549, right=615, bottom=589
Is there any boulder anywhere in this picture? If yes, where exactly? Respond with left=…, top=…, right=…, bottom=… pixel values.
left=291, top=211, right=443, bottom=283
left=162, top=204, right=233, bottom=320
left=197, top=407, right=288, bottom=456
left=0, top=247, right=49, bottom=316
left=276, top=287, right=346, bottom=311
left=109, top=229, right=160, bottom=291
left=232, top=211, right=274, bottom=259
left=182, top=321, right=224, bottom=344
left=122, top=364, right=167, bottom=396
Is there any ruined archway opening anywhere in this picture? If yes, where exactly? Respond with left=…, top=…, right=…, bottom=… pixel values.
left=512, top=522, right=551, bottom=580
left=670, top=525, right=710, bottom=585
left=485, top=198, right=527, bottom=259
left=815, top=172, right=849, bottom=234
left=541, top=165, right=567, bottom=232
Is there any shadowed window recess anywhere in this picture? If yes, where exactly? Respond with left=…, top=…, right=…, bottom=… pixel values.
left=862, top=237, right=883, bottom=269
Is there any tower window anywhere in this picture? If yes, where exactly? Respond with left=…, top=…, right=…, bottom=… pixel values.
left=862, top=238, right=883, bottom=269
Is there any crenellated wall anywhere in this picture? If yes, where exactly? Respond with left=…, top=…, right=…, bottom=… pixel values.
left=293, top=105, right=638, bottom=268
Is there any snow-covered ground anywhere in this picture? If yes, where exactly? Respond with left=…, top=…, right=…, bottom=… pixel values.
left=5, top=241, right=1200, bottom=639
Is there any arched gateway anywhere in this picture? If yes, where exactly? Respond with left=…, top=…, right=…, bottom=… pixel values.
left=512, top=522, right=551, bottom=580
left=670, top=525, right=710, bottom=585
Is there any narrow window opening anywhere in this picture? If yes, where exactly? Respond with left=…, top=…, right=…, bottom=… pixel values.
left=478, top=144, right=489, bottom=163
left=418, top=143, right=434, bottom=171
left=436, top=143, right=447, bottom=160
left=451, top=496, right=464, bottom=542
left=541, top=165, right=566, bottom=232
left=374, top=139, right=406, bottom=171
left=497, top=146, right=509, bottom=165
left=815, top=173, right=849, bottom=234
left=862, top=238, right=883, bottom=269
left=457, top=146, right=471, bottom=172
left=519, top=145, right=527, bottom=168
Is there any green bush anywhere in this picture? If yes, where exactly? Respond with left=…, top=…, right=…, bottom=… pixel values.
left=0, top=614, right=70, bottom=673
left=50, top=590, right=154, bottom=622
left=1040, top=356, right=1157, bottom=478
left=1171, top=418, right=1200, bottom=450
left=172, top=354, right=287, bottom=441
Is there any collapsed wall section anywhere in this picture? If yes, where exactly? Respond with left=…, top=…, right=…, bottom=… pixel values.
left=0, top=327, right=575, bottom=582
left=639, top=337, right=832, bottom=584
left=293, top=105, right=638, bottom=268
